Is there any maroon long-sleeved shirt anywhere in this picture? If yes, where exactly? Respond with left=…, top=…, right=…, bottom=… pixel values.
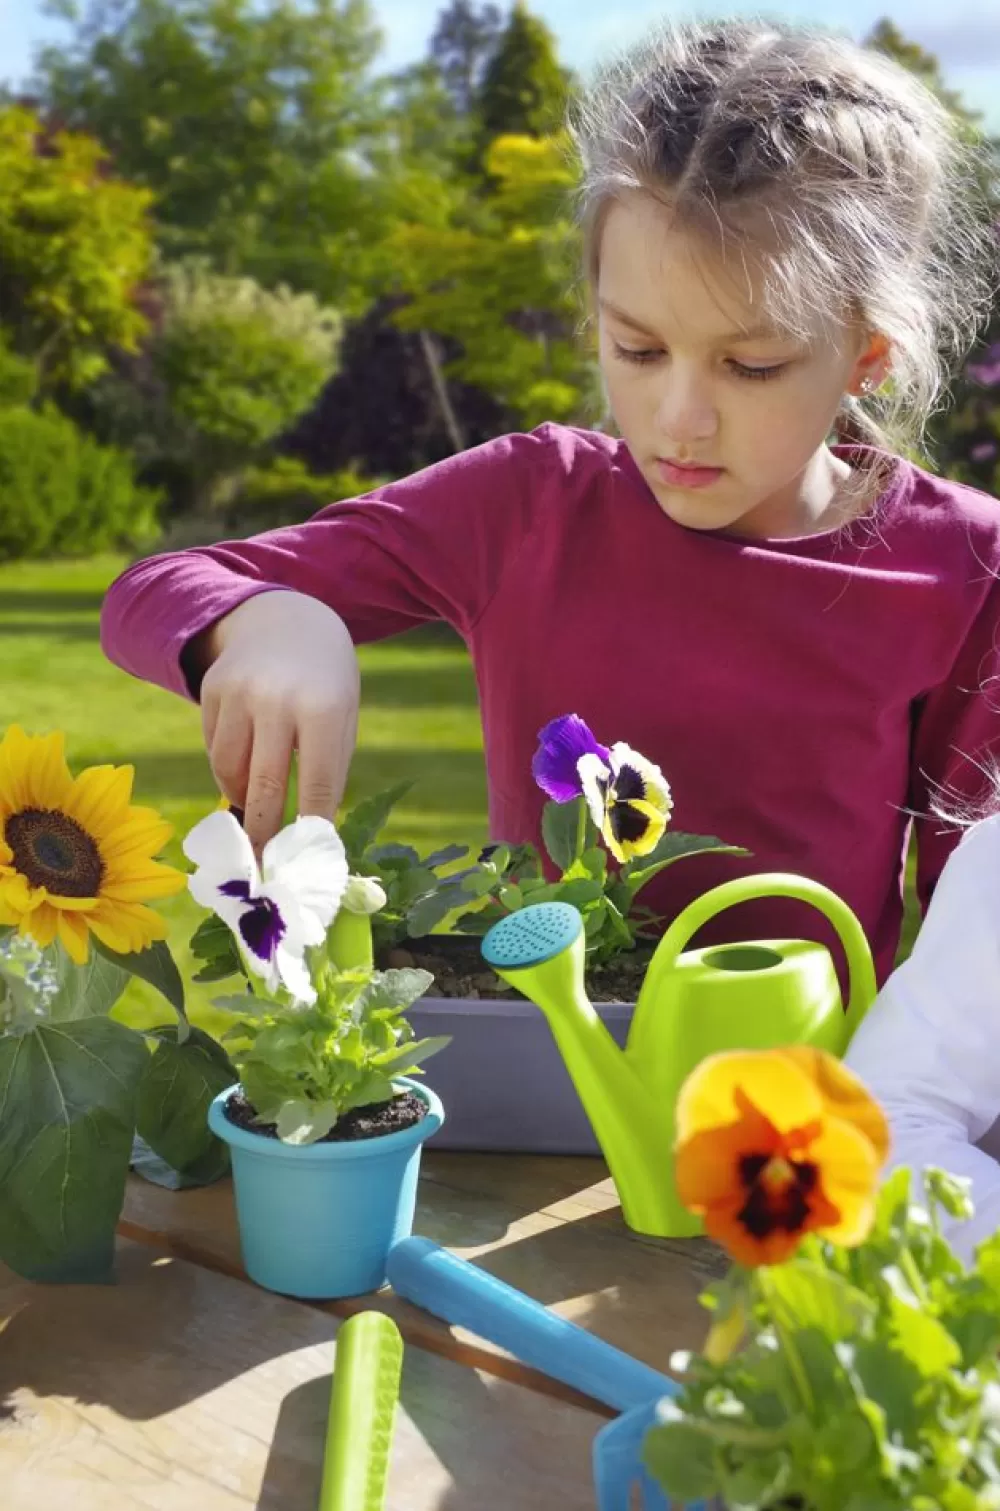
left=101, top=424, right=1000, bottom=985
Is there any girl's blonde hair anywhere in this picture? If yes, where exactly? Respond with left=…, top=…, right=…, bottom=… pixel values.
left=570, top=18, right=997, bottom=457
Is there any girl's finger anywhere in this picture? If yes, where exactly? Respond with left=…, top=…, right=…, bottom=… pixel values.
left=207, top=700, right=254, bottom=809
left=243, top=717, right=295, bottom=855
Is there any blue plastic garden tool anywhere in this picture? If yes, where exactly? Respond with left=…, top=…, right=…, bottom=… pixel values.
left=386, top=1236, right=675, bottom=1413
left=481, top=875, right=877, bottom=1238
left=593, top=1398, right=695, bottom=1511
left=319, top=1310, right=403, bottom=1511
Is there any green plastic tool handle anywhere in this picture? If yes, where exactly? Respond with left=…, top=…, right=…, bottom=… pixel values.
left=644, top=871, right=877, bottom=1029
left=319, top=1310, right=404, bottom=1511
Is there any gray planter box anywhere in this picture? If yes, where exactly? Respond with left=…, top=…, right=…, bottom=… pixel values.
left=412, top=994, right=633, bottom=1153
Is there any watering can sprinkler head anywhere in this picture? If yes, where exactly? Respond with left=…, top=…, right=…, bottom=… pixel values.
left=481, top=901, right=588, bottom=1011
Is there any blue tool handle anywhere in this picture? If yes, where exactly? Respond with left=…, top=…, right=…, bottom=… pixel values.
left=387, top=1236, right=676, bottom=1413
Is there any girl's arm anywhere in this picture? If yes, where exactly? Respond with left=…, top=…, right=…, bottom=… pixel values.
left=100, top=428, right=553, bottom=702
left=845, top=813, right=1000, bottom=1260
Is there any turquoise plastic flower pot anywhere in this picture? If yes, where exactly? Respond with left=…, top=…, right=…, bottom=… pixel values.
left=208, top=1077, right=444, bottom=1299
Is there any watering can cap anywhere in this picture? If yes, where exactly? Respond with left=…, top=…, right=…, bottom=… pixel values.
left=482, top=901, right=583, bottom=970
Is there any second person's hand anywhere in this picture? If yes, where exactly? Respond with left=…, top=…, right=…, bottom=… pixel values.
left=196, top=591, right=361, bottom=854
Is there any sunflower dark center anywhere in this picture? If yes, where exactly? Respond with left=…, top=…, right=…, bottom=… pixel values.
left=737, top=1151, right=819, bottom=1239
left=5, top=807, right=104, bottom=897
left=238, top=896, right=286, bottom=963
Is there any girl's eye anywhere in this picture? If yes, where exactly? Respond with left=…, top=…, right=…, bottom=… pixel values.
left=613, top=342, right=663, bottom=365
left=728, top=360, right=788, bottom=381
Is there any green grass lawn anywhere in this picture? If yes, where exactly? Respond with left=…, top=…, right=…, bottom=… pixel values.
left=0, top=555, right=488, bottom=1035
left=0, top=555, right=918, bottom=1037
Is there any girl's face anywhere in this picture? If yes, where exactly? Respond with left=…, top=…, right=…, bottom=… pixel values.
left=596, top=193, right=887, bottom=538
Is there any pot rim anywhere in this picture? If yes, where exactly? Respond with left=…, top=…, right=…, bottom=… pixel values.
left=207, top=1075, right=444, bottom=1162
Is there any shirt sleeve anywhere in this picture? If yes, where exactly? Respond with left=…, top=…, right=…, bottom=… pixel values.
left=909, top=576, right=1000, bottom=911
left=100, top=429, right=553, bottom=701
left=845, top=813, right=1000, bottom=1261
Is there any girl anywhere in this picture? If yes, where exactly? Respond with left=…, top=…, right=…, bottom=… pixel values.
left=846, top=798, right=1000, bottom=1259
left=100, top=19, right=1000, bottom=984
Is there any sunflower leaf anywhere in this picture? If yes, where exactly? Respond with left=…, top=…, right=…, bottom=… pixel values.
left=95, top=938, right=187, bottom=1033
left=134, top=1026, right=234, bottom=1182
left=44, top=941, right=131, bottom=1021
left=0, top=1016, right=149, bottom=1281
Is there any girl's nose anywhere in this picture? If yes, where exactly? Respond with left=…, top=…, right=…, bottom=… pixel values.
left=654, top=372, right=719, bottom=447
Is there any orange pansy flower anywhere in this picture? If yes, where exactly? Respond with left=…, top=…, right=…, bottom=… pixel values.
left=674, top=1046, right=889, bottom=1267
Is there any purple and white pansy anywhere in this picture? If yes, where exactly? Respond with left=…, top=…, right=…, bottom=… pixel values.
left=532, top=713, right=673, bottom=864
left=183, top=811, right=349, bottom=1004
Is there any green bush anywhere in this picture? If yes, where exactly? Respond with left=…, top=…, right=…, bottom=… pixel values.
left=86, top=259, right=344, bottom=515
left=0, top=404, right=160, bottom=560
left=0, top=336, right=38, bottom=408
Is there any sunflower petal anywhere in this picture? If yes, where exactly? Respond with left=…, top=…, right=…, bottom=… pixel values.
left=56, top=908, right=91, bottom=964
left=64, top=764, right=136, bottom=836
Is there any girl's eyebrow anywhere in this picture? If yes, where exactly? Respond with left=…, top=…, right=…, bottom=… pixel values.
left=598, top=296, right=781, bottom=344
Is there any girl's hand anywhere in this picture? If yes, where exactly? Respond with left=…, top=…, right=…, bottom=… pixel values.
left=196, top=592, right=360, bottom=853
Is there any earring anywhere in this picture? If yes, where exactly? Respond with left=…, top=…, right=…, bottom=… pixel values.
left=859, top=377, right=876, bottom=395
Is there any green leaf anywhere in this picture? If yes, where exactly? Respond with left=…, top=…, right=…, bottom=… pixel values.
left=542, top=796, right=587, bottom=871
left=190, top=913, right=244, bottom=982
left=275, top=1097, right=339, bottom=1145
left=642, top=1413, right=721, bottom=1502
left=355, top=969, right=434, bottom=1018
left=888, top=1293, right=961, bottom=1375
left=211, top=992, right=281, bottom=1018
left=43, top=940, right=131, bottom=1021
left=135, top=1026, right=235, bottom=1180
left=622, top=833, right=749, bottom=896
left=423, top=844, right=469, bottom=868
left=405, top=888, right=465, bottom=938
left=375, top=1034, right=451, bottom=1075
left=0, top=1016, right=149, bottom=1281
left=764, top=1260, right=876, bottom=1341
left=95, top=938, right=187, bottom=1030
left=339, top=782, right=413, bottom=864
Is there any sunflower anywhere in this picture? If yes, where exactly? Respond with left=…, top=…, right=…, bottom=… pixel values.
left=0, top=726, right=186, bottom=964
left=674, top=1046, right=889, bottom=1267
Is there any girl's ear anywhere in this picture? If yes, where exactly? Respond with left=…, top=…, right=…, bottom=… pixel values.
left=849, top=333, right=891, bottom=396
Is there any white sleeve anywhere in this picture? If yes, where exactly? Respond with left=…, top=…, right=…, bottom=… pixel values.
left=845, top=812, right=1000, bottom=1262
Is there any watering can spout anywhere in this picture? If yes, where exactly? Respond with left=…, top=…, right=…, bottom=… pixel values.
left=481, top=903, right=695, bottom=1233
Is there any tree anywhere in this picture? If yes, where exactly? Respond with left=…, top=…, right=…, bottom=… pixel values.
left=474, top=2, right=572, bottom=153
left=0, top=103, right=153, bottom=389
left=430, top=0, right=504, bottom=115
left=865, top=20, right=1000, bottom=495
left=866, top=19, right=980, bottom=126
left=390, top=132, right=596, bottom=430
left=32, top=0, right=388, bottom=310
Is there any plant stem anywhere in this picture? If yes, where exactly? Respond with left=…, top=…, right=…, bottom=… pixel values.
left=574, top=797, right=588, bottom=862
left=757, top=1271, right=816, bottom=1419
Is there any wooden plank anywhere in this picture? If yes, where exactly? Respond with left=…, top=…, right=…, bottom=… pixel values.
left=0, top=1239, right=600, bottom=1510
left=120, top=1149, right=723, bottom=1380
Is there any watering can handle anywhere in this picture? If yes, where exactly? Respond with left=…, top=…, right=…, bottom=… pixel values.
left=648, top=872, right=877, bottom=1030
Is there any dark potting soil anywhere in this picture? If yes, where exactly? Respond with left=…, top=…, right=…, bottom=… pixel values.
left=385, top=934, right=654, bottom=1004
left=224, top=1089, right=427, bottom=1143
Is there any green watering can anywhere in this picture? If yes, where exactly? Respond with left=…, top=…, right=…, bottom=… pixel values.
left=481, top=874, right=877, bottom=1238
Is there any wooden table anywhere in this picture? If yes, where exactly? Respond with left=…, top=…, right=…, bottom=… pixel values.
left=0, top=1150, right=721, bottom=1508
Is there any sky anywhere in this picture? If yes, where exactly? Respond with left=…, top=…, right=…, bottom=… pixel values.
left=1, top=0, right=999, bottom=130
